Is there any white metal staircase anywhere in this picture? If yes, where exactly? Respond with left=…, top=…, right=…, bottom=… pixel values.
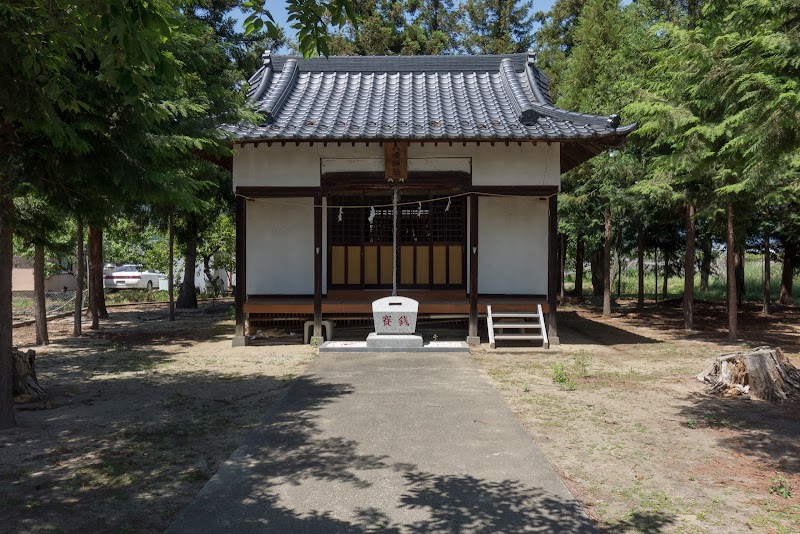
left=487, top=304, right=549, bottom=349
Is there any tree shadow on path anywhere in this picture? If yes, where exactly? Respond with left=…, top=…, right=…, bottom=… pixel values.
left=168, top=375, right=598, bottom=533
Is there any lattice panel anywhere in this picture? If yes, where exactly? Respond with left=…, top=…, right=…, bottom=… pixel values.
left=329, top=196, right=364, bottom=245
left=430, top=197, right=464, bottom=244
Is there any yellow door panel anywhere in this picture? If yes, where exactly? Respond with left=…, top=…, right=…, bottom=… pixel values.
left=416, top=247, right=430, bottom=285
left=380, top=246, right=392, bottom=284
left=433, top=245, right=447, bottom=285
left=347, top=246, right=361, bottom=285
left=331, top=246, right=345, bottom=285
left=364, top=246, right=378, bottom=285
left=401, top=246, right=414, bottom=284
left=449, top=246, right=462, bottom=285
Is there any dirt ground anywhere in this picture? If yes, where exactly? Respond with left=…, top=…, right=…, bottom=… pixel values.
left=2, top=299, right=799, bottom=533
left=475, top=300, right=800, bottom=533
left=2, top=302, right=314, bottom=533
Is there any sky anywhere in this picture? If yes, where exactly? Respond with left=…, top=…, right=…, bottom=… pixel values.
left=231, top=0, right=559, bottom=52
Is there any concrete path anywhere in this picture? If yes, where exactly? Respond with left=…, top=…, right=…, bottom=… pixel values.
left=167, top=352, right=594, bottom=533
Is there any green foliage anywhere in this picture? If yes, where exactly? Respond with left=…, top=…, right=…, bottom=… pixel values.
left=552, top=363, right=577, bottom=390
left=104, top=219, right=169, bottom=273
left=105, top=290, right=172, bottom=305
left=199, top=213, right=235, bottom=276
left=243, top=0, right=358, bottom=57
left=461, top=0, right=534, bottom=54
left=769, top=474, right=792, bottom=499
left=319, top=0, right=462, bottom=56
left=532, top=0, right=589, bottom=99
left=573, top=352, right=590, bottom=378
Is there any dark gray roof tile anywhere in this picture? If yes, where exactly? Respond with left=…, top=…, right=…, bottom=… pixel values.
left=226, top=52, right=636, bottom=142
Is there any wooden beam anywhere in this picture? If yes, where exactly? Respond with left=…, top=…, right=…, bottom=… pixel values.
left=547, top=194, right=559, bottom=342
left=313, top=193, right=323, bottom=340
left=469, top=194, right=479, bottom=340
left=235, top=195, right=247, bottom=340
left=236, top=186, right=321, bottom=198
left=322, top=171, right=470, bottom=191
left=468, top=185, right=559, bottom=196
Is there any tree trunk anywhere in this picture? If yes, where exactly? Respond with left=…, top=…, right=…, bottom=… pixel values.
left=727, top=201, right=737, bottom=342
left=603, top=204, right=612, bottom=317
left=617, top=251, right=622, bottom=298
left=169, top=212, right=175, bottom=321
left=779, top=241, right=795, bottom=305
left=73, top=219, right=84, bottom=337
left=736, top=247, right=745, bottom=306
left=700, top=238, right=712, bottom=291
left=654, top=248, right=659, bottom=303
left=590, top=248, right=603, bottom=297
left=637, top=225, right=644, bottom=310
left=0, top=189, right=15, bottom=429
left=33, top=242, right=49, bottom=345
left=12, top=348, right=46, bottom=402
left=559, top=233, right=567, bottom=301
left=575, top=235, right=584, bottom=296
left=202, top=253, right=221, bottom=297
left=697, top=346, right=800, bottom=402
left=763, top=228, right=771, bottom=314
left=684, top=202, right=695, bottom=332
left=662, top=253, right=668, bottom=301
left=88, top=226, right=102, bottom=329
left=177, top=217, right=198, bottom=309
left=96, top=229, right=108, bottom=319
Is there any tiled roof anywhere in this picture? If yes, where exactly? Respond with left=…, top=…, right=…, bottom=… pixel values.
left=225, top=51, right=636, bottom=143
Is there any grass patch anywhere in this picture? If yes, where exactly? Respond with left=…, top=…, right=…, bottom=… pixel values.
left=573, top=352, right=591, bottom=378
left=105, top=290, right=171, bottom=305
left=552, top=363, right=576, bottom=391
left=565, top=254, right=800, bottom=303
left=748, top=498, right=800, bottom=532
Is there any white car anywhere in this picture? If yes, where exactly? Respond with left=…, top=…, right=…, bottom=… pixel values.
left=104, top=264, right=162, bottom=290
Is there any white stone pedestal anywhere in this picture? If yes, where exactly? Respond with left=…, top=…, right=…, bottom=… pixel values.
left=371, top=296, right=419, bottom=334
left=368, top=296, right=423, bottom=350
left=366, top=332, right=424, bottom=350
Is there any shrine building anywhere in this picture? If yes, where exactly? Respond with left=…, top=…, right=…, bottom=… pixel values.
left=223, top=51, right=635, bottom=347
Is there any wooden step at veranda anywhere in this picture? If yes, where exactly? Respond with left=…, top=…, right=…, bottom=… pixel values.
left=494, top=334, right=545, bottom=340
left=487, top=304, right=549, bottom=350
left=492, top=322, right=542, bottom=329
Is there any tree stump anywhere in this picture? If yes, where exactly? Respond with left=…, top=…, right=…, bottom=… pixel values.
left=697, top=346, right=800, bottom=402
left=12, top=347, right=47, bottom=402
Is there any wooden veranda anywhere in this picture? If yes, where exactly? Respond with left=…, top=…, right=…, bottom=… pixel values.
left=244, top=290, right=549, bottom=316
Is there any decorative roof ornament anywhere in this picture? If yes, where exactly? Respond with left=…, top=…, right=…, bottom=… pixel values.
left=249, top=50, right=274, bottom=102
left=607, top=114, right=620, bottom=129
left=499, top=58, right=540, bottom=126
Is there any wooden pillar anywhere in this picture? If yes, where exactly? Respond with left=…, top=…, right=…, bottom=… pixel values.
left=468, top=194, right=479, bottom=344
left=547, top=194, right=559, bottom=344
left=233, top=194, right=248, bottom=346
left=313, top=193, right=323, bottom=341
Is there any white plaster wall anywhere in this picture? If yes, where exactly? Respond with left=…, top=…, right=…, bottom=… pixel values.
left=478, top=197, right=548, bottom=295
left=321, top=157, right=472, bottom=174
left=233, top=142, right=560, bottom=188
left=246, top=197, right=315, bottom=294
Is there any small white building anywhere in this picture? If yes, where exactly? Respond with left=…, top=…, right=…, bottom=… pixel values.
left=224, top=52, right=634, bottom=346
